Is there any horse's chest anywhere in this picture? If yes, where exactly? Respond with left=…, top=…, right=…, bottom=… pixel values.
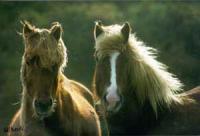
left=43, top=116, right=66, bottom=136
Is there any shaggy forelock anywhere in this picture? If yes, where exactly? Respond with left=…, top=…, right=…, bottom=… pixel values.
left=23, top=26, right=67, bottom=72
left=95, top=24, right=126, bottom=59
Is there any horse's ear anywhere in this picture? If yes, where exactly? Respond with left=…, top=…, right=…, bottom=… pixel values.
left=121, top=22, right=131, bottom=43
left=96, top=20, right=103, bottom=26
left=51, top=23, right=62, bottom=41
left=94, top=21, right=103, bottom=39
left=22, top=20, right=34, bottom=38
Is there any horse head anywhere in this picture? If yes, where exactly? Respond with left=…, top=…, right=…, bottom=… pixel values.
left=21, top=21, right=67, bottom=119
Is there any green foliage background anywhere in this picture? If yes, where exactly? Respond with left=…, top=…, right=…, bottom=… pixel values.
left=0, top=2, right=199, bottom=135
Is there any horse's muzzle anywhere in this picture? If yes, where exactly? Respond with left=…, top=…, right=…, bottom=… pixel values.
left=103, top=94, right=123, bottom=114
left=34, top=98, right=53, bottom=117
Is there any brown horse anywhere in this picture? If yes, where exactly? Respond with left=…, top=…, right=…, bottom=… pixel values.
left=92, top=21, right=200, bottom=135
left=8, top=21, right=101, bottom=136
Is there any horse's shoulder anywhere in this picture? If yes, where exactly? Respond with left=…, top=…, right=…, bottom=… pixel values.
left=8, top=109, right=21, bottom=136
left=179, top=86, right=200, bottom=101
left=69, top=80, right=94, bottom=105
left=61, top=78, right=100, bottom=134
left=10, top=109, right=21, bottom=126
left=184, top=86, right=200, bottom=96
left=60, top=75, right=94, bottom=106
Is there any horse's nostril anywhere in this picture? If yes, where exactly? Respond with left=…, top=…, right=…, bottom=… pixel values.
left=103, top=94, right=108, bottom=104
left=119, top=95, right=123, bottom=104
left=47, top=98, right=53, bottom=107
left=116, top=101, right=121, bottom=107
left=34, top=99, right=40, bottom=107
left=34, top=98, right=53, bottom=112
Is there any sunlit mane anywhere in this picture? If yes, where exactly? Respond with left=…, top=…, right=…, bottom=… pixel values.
left=22, top=22, right=67, bottom=72
left=95, top=24, right=184, bottom=114
left=95, top=24, right=126, bottom=58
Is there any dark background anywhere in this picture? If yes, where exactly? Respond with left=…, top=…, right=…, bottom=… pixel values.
left=0, top=2, right=199, bottom=135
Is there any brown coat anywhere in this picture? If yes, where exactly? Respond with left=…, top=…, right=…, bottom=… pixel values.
left=9, top=74, right=101, bottom=136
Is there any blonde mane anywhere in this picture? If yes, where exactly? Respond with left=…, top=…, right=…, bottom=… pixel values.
left=127, top=34, right=184, bottom=113
left=95, top=23, right=184, bottom=114
left=22, top=22, right=67, bottom=73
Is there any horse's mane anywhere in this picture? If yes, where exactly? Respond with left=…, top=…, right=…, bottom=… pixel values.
left=22, top=21, right=67, bottom=72
left=127, top=34, right=183, bottom=114
left=95, top=24, right=184, bottom=114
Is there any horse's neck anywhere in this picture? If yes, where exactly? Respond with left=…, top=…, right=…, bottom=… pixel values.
left=56, top=75, right=77, bottom=121
left=110, top=91, right=164, bottom=134
left=43, top=76, right=78, bottom=134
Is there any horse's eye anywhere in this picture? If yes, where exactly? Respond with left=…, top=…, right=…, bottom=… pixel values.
left=26, top=56, right=39, bottom=66
left=40, top=64, right=58, bottom=73
left=29, top=32, right=40, bottom=40
left=51, top=64, right=58, bottom=72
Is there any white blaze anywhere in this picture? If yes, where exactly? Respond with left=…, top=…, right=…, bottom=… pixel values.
left=106, top=51, right=120, bottom=109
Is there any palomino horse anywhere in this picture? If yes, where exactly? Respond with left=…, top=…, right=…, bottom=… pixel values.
left=8, top=21, right=101, bottom=136
left=92, top=21, right=200, bottom=135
